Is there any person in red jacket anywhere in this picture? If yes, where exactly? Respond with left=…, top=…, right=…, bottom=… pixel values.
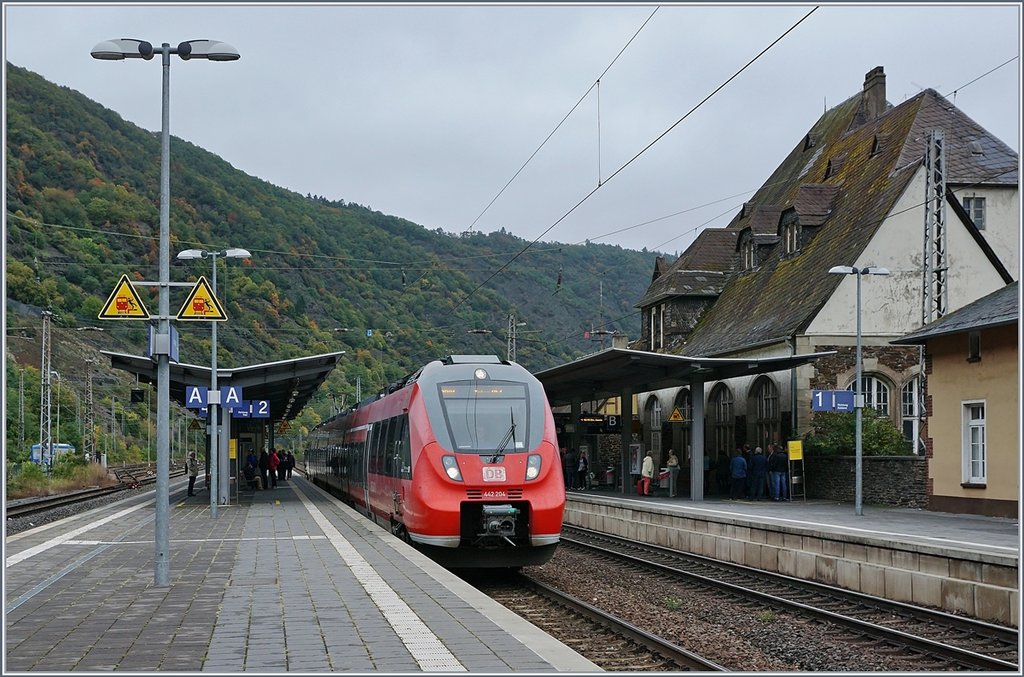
left=268, top=448, right=280, bottom=488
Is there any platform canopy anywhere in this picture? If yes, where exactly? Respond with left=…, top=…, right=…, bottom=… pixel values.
left=101, top=351, right=345, bottom=423
left=535, top=347, right=836, bottom=406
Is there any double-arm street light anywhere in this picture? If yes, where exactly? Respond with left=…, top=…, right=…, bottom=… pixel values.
left=92, top=37, right=239, bottom=586
left=828, top=265, right=890, bottom=516
left=177, top=248, right=251, bottom=518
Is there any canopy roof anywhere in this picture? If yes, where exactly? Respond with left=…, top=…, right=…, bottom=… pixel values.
left=101, top=351, right=344, bottom=422
left=535, top=347, right=835, bottom=405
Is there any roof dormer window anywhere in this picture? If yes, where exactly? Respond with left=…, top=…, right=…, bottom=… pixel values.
left=870, top=135, right=881, bottom=156
left=824, top=159, right=835, bottom=180
left=784, top=222, right=800, bottom=255
left=741, top=233, right=757, bottom=270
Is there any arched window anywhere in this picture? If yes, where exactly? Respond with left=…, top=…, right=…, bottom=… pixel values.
left=674, top=388, right=692, bottom=461
left=650, top=398, right=662, bottom=429
left=847, top=375, right=890, bottom=415
left=901, top=377, right=923, bottom=453
left=709, top=384, right=734, bottom=456
left=753, top=377, right=779, bottom=448
left=645, top=396, right=663, bottom=461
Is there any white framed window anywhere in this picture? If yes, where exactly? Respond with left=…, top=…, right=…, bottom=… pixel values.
left=649, top=304, right=664, bottom=351
left=962, top=401, right=986, bottom=484
left=650, top=398, right=662, bottom=429
left=847, top=375, right=890, bottom=415
left=901, top=377, right=923, bottom=454
left=962, top=196, right=986, bottom=230
left=741, top=235, right=756, bottom=270
left=784, top=223, right=800, bottom=254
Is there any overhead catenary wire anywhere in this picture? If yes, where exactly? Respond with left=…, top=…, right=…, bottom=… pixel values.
left=460, top=7, right=659, bottom=237
left=448, top=6, right=820, bottom=314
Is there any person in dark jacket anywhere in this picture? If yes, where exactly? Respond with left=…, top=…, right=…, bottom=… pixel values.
left=729, top=450, right=747, bottom=500
left=749, top=446, right=769, bottom=500
left=258, top=450, right=270, bottom=491
left=563, top=448, right=576, bottom=490
left=768, top=444, right=789, bottom=501
left=284, top=451, right=296, bottom=479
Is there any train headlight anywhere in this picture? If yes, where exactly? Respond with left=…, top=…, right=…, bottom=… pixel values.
left=442, top=455, right=463, bottom=482
left=525, top=454, right=542, bottom=481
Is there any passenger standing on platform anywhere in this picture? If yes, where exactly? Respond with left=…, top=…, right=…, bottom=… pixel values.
left=577, top=451, right=589, bottom=491
left=767, top=444, right=784, bottom=500
left=269, top=448, right=280, bottom=487
left=742, top=444, right=753, bottom=498
left=561, top=448, right=573, bottom=489
left=729, top=450, right=747, bottom=500
left=259, top=449, right=270, bottom=490
left=640, top=451, right=654, bottom=496
left=666, top=450, right=679, bottom=497
left=717, top=451, right=731, bottom=495
left=285, top=451, right=296, bottom=479
left=749, top=447, right=768, bottom=500
left=186, top=450, right=199, bottom=496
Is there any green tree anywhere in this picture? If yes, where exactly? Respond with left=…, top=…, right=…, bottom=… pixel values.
left=803, top=409, right=911, bottom=456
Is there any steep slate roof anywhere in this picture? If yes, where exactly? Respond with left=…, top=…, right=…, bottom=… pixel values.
left=636, top=229, right=737, bottom=307
left=643, top=80, right=1016, bottom=357
left=892, top=282, right=1019, bottom=344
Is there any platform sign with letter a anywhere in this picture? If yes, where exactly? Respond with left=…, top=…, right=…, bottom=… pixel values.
left=99, top=274, right=150, bottom=320
left=177, top=276, right=227, bottom=321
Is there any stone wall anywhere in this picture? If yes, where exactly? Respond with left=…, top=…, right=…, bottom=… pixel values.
left=804, top=455, right=928, bottom=508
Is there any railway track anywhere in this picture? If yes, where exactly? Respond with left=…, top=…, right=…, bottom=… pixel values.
left=562, top=525, right=1019, bottom=671
left=6, top=485, right=129, bottom=519
left=6, top=463, right=188, bottom=521
left=466, top=572, right=726, bottom=671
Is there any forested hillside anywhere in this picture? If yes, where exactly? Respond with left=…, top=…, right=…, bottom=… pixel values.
left=5, top=63, right=660, bottom=459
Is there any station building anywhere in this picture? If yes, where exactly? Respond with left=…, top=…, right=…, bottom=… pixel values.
left=623, top=67, right=1017, bottom=512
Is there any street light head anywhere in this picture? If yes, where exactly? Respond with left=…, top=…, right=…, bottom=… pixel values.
left=223, top=248, right=251, bottom=259
left=828, top=265, right=855, bottom=275
left=176, top=249, right=205, bottom=260
left=178, top=39, right=241, bottom=61
left=863, top=267, right=891, bottom=276
left=91, top=38, right=153, bottom=60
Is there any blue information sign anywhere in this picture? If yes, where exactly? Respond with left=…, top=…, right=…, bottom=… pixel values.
left=812, top=389, right=856, bottom=412
left=833, top=390, right=855, bottom=412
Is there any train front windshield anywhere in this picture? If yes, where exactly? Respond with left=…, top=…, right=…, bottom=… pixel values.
left=438, top=382, right=529, bottom=454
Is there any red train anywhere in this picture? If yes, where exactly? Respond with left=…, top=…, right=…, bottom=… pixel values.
left=305, top=355, right=565, bottom=568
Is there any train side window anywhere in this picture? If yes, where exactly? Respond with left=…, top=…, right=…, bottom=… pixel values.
left=382, top=417, right=396, bottom=477
left=369, top=423, right=382, bottom=475
left=397, top=415, right=411, bottom=479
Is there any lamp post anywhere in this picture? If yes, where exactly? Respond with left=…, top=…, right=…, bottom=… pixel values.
left=177, top=247, right=251, bottom=518
left=92, top=37, right=239, bottom=586
left=828, top=265, right=890, bottom=516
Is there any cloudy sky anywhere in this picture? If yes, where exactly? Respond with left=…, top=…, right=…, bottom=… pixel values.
left=4, top=3, right=1020, bottom=255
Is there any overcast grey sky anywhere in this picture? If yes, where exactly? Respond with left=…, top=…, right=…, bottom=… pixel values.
left=4, top=3, right=1020, bottom=256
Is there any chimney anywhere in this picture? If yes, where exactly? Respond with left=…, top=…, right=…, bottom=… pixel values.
left=612, top=332, right=629, bottom=349
left=863, top=66, right=886, bottom=120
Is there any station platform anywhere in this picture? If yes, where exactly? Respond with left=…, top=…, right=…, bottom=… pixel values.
left=565, top=487, right=1019, bottom=625
left=4, top=477, right=598, bottom=673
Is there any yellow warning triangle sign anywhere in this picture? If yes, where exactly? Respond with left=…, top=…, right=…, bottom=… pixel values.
left=98, top=274, right=150, bottom=320
left=177, top=276, right=227, bottom=321
left=188, top=418, right=203, bottom=431
left=668, top=407, right=686, bottom=422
